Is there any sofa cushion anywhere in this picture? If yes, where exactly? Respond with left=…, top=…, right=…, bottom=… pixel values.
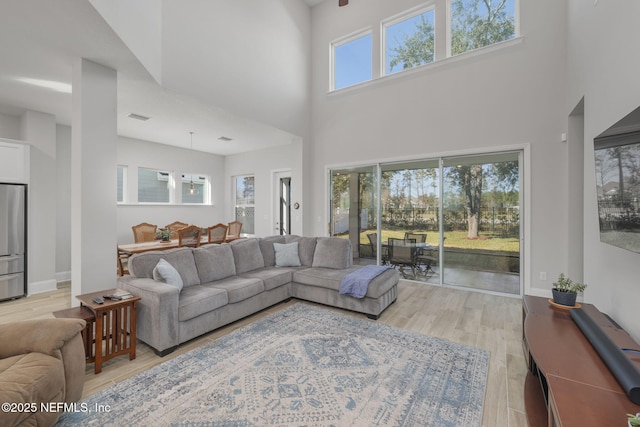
left=284, top=235, right=317, bottom=266
left=312, top=237, right=352, bottom=269
left=230, top=239, right=265, bottom=274
left=152, top=259, right=183, bottom=291
left=129, top=248, right=200, bottom=287
left=274, top=242, right=302, bottom=267
left=178, top=285, right=229, bottom=322
left=193, top=244, right=236, bottom=283
left=258, top=235, right=286, bottom=267
left=206, top=276, right=265, bottom=303
left=240, top=268, right=294, bottom=291
left=293, top=266, right=398, bottom=299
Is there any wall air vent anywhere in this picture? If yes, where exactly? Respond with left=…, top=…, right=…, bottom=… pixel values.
left=218, top=136, right=233, bottom=141
left=127, top=113, right=151, bottom=121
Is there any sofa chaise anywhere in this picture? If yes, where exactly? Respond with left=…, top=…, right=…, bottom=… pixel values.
left=119, top=235, right=399, bottom=356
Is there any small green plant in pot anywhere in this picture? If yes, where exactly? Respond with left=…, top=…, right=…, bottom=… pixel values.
left=552, top=273, right=587, bottom=306
left=628, top=413, right=640, bottom=427
left=156, top=228, right=171, bottom=242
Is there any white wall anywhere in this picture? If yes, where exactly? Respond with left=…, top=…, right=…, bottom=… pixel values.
left=0, top=112, right=20, bottom=139
left=116, top=136, right=226, bottom=244
left=308, top=0, right=569, bottom=297
left=568, top=1, right=640, bottom=341
left=225, top=141, right=304, bottom=237
left=56, top=125, right=71, bottom=280
left=20, top=111, right=58, bottom=294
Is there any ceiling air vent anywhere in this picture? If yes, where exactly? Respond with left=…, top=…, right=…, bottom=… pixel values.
left=218, top=136, right=233, bottom=142
left=127, top=113, right=150, bottom=121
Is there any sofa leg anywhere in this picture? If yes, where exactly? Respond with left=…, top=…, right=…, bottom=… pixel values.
left=366, top=313, right=379, bottom=320
left=154, top=346, right=177, bottom=357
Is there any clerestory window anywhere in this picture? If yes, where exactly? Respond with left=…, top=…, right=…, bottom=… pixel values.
left=331, top=30, right=372, bottom=91
left=383, top=6, right=435, bottom=76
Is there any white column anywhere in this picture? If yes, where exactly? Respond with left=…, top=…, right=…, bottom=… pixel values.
left=20, top=111, right=57, bottom=294
left=71, top=58, right=118, bottom=301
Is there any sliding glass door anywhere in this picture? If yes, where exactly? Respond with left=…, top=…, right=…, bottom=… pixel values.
left=330, top=166, right=378, bottom=261
left=329, top=149, right=522, bottom=296
left=441, top=152, right=521, bottom=294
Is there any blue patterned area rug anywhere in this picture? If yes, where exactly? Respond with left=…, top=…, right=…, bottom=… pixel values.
left=57, top=303, right=489, bottom=426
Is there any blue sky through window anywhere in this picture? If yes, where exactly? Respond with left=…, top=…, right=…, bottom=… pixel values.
left=334, top=33, right=372, bottom=90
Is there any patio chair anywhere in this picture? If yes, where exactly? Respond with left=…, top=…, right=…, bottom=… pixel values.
left=207, top=223, right=228, bottom=244
left=367, top=232, right=388, bottom=264
left=132, top=222, right=158, bottom=243
left=388, top=238, right=417, bottom=279
left=415, top=247, right=438, bottom=277
left=226, top=221, right=243, bottom=241
left=177, top=225, right=202, bottom=248
left=166, top=221, right=189, bottom=239
left=404, top=232, right=426, bottom=243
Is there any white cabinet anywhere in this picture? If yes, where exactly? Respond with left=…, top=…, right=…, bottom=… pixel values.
left=0, top=139, right=30, bottom=184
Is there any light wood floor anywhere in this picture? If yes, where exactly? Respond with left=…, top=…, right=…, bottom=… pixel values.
left=0, top=281, right=528, bottom=427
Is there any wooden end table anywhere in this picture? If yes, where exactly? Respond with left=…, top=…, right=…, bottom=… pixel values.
left=53, top=306, right=96, bottom=363
left=76, top=289, right=141, bottom=374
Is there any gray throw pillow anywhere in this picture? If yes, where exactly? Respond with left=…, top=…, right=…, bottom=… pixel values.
left=274, top=242, right=302, bottom=267
left=152, top=258, right=184, bottom=291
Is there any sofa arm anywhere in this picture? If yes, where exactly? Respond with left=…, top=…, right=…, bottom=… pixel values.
left=119, top=277, right=180, bottom=354
left=0, top=318, right=85, bottom=360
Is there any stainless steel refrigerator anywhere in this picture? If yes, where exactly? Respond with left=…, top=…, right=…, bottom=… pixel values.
left=0, top=183, right=26, bottom=301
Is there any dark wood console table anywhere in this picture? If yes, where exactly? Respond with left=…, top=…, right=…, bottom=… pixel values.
left=522, top=295, right=640, bottom=427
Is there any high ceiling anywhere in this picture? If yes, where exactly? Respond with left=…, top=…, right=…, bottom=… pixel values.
left=0, top=0, right=322, bottom=155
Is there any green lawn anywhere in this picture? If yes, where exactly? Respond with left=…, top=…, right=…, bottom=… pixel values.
left=351, top=229, right=519, bottom=253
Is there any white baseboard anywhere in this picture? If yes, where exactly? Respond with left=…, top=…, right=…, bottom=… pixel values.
left=56, top=271, right=71, bottom=283
left=28, top=279, right=58, bottom=295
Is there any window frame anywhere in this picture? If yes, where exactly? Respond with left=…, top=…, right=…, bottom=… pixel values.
left=446, top=0, right=518, bottom=58
left=233, top=174, right=255, bottom=235
left=181, top=173, right=211, bottom=205
left=381, top=3, right=436, bottom=77
left=330, top=27, right=373, bottom=91
left=137, top=167, right=174, bottom=205
left=117, top=165, right=127, bottom=204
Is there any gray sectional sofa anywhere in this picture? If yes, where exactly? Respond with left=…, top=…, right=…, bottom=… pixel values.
left=118, top=235, right=399, bottom=356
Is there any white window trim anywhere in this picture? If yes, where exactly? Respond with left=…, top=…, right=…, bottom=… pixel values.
left=232, top=174, right=255, bottom=220
left=329, top=36, right=522, bottom=96
left=381, top=2, right=436, bottom=77
left=117, top=165, right=127, bottom=204
left=330, top=27, right=373, bottom=91
left=181, top=173, right=212, bottom=205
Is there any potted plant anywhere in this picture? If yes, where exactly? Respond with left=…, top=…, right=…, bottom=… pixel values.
left=628, top=413, right=640, bottom=427
left=552, top=273, right=587, bottom=307
left=156, top=228, right=171, bottom=242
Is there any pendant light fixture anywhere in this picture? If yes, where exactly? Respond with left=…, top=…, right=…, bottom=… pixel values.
left=189, top=131, right=195, bottom=195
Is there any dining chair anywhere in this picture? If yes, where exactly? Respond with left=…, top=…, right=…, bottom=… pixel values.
left=117, top=247, right=129, bottom=277
left=177, top=225, right=202, bottom=248
left=388, top=238, right=417, bottom=278
left=226, top=221, right=243, bottom=241
left=207, top=223, right=228, bottom=244
left=404, top=232, right=426, bottom=243
left=131, top=222, right=158, bottom=243
left=166, top=221, right=189, bottom=239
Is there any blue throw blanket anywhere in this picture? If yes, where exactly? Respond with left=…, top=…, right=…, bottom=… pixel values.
left=339, top=265, right=390, bottom=299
